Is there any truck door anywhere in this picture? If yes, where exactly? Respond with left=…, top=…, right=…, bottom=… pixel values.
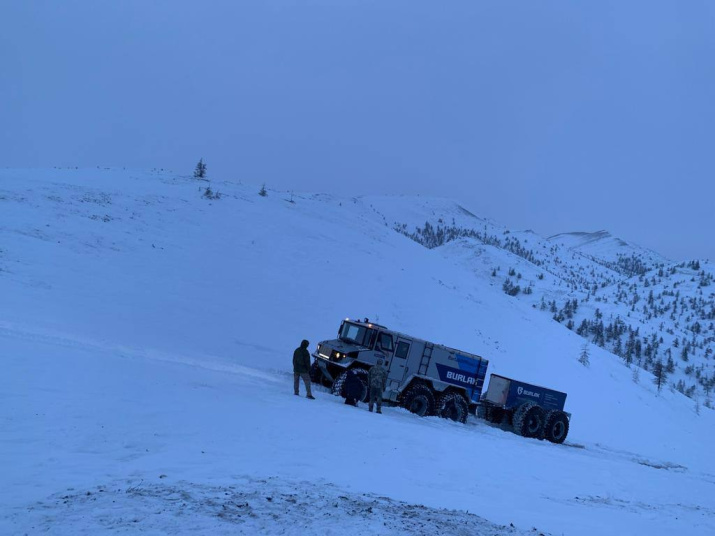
left=374, top=332, right=394, bottom=366
left=387, top=338, right=410, bottom=388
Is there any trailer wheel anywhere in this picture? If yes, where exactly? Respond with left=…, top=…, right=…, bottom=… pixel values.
left=476, top=404, right=488, bottom=420
left=542, top=410, right=569, bottom=444
left=491, top=407, right=509, bottom=424
left=331, top=369, right=369, bottom=402
left=437, top=393, right=469, bottom=423
left=401, top=384, right=436, bottom=417
left=512, top=403, right=545, bottom=438
left=477, top=404, right=503, bottom=424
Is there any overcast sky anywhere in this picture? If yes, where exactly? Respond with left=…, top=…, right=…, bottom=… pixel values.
left=2, top=1, right=714, bottom=261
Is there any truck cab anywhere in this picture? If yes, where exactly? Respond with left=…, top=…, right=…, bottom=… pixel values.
left=313, top=319, right=405, bottom=397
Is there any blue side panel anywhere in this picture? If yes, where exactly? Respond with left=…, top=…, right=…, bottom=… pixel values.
left=435, top=354, right=489, bottom=403
left=505, top=379, right=567, bottom=411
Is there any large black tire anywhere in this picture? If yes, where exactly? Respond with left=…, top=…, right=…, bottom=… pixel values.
left=310, top=361, right=332, bottom=387
left=476, top=404, right=488, bottom=420
left=309, top=361, right=321, bottom=383
left=401, top=384, right=436, bottom=417
left=436, top=392, right=469, bottom=423
left=331, top=370, right=349, bottom=397
left=512, top=403, right=546, bottom=438
left=542, top=410, right=570, bottom=444
left=331, top=369, right=369, bottom=402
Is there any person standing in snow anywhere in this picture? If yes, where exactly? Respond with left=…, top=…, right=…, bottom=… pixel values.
left=293, top=339, right=315, bottom=399
left=343, top=370, right=364, bottom=407
left=368, top=359, right=388, bottom=413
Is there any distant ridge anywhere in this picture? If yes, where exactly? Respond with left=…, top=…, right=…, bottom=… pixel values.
left=548, top=230, right=669, bottom=265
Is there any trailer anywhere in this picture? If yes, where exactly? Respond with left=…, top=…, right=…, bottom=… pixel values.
left=478, top=374, right=570, bottom=443
left=311, top=318, right=571, bottom=443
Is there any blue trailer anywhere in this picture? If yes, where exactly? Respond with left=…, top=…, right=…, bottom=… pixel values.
left=478, top=374, right=570, bottom=443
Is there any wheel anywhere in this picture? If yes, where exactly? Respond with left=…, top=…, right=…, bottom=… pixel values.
left=476, top=404, right=488, bottom=420
left=488, top=408, right=508, bottom=424
left=401, top=384, right=436, bottom=417
left=512, top=403, right=546, bottom=438
left=331, top=370, right=349, bottom=397
left=477, top=404, right=501, bottom=423
left=310, top=361, right=332, bottom=387
left=331, top=369, right=369, bottom=403
left=309, top=361, right=322, bottom=383
left=436, top=392, right=469, bottom=423
left=542, top=410, right=569, bottom=444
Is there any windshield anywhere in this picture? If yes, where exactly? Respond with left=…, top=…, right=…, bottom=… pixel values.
left=339, top=322, right=374, bottom=347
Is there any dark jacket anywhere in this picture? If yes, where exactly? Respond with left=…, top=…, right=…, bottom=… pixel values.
left=344, top=370, right=365, bottom=405
left=293, top=340, right=311, bottom=373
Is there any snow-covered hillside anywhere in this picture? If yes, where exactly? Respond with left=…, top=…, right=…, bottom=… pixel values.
left=386, top=202, right=715, bottom=405
left=1, top=169, right=714, bottom=535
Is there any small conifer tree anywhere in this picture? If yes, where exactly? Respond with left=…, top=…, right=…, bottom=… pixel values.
left=194, top=158, right=207, bottom=179
left=259, top=184, right=267, bottom=197
left=578, top=344, right=590, bottom=368
left=653, top=359, right=667, bottom=392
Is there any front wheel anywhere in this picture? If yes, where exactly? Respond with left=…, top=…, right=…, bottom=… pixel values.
left=309, top=361, right=322, bottom=383
left=331, top=369, right=369, bottom=403
left=310, top=361, right=332, bottom=387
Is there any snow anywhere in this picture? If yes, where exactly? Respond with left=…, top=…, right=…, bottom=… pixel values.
left=11, top=477, right=546, bottom=536
left=1, top=168, right=714, bottom=535
left=548, top=230, right=669, bottom=267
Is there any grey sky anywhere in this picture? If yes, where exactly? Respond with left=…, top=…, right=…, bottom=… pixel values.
left=2, top=1, right=714, bottom=261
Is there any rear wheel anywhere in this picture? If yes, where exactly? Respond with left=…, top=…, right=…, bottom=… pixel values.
left=401, top=384, right=436, bottom=417
left=512, top=403, right=546, bottom=438
left=436, top=392, right=469, bottom=423
left=542, top=410, right=569, bottom=444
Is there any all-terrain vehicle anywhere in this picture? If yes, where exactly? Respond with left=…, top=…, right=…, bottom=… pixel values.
left=311, top=318, right=571, bottom=443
